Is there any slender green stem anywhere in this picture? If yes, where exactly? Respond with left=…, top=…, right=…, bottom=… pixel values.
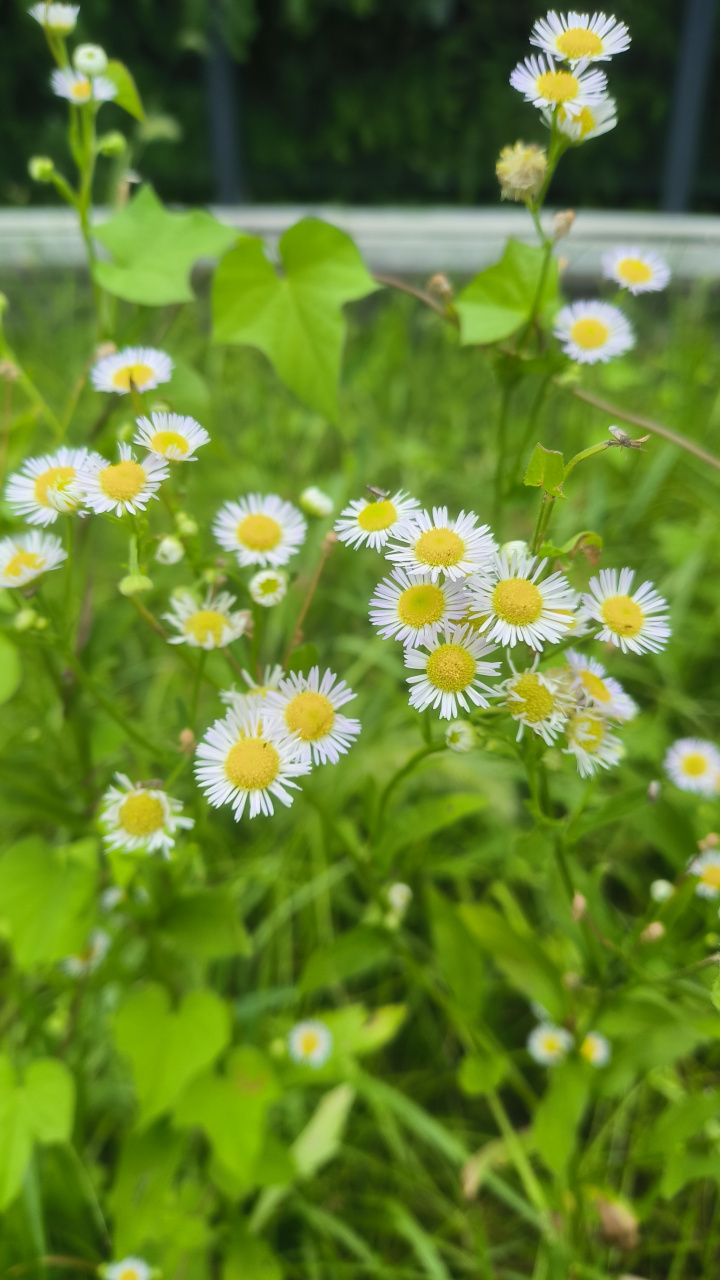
left=511, top=373, right=552, bottom=490
left=283, top=531, right=337, bottom=669
left=190, top=651, right=207, bottom=732
left=60, top=645, right=167, bottom=759
left=374, top=741, right=446, bottom=834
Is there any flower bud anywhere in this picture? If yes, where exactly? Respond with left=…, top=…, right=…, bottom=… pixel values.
left=155, top=535, right=185, bottom=566
left=249, top=569, right=287, bottom=607
left=699, top=832, right=720, bottom=851
left=427, top=272, right=453, bottom=300
left=500, top=539, right=529, bottom=559
left=73, top=43, right=108, bottom=75
left=0, top=360, right=20, bottom=382
left=118, top=573, right=153, bottom=596
left=641, top=921, right=665, bottom=944
left=300, top=485, right=334, bottom=517
left=552, top=209, right=576, bottom=241
left=29, top=156, right=57, bottom=184
left=571, top=893, right=587, bottom=922
left=388, top=883, right=412, bottom=914
left=647, top=779, right=661, bottom=802
left=445, top=720, right=475, bottom=753
left=96, top=131, right=126, bottom=157
left=14, top=607, right=40, bottom=631
left=179, top=727, right=196, bottom=754
left=595, top=1197, right=639, bottom=1251
left=496, top=142, right=547, bottom=202
left=95, top=341, right=117, bottom=359
left=175, top=511, right=198, bottom=538
left=650, top=879, right=674, bottom=903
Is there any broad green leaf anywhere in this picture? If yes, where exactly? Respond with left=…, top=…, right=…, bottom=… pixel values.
left=660, top=1149, right=720, bottom=1200
left=321, top=1003, right=406, bottom=1057
left=639, top=1090, right=720, bottom=1159
left=107, top=1125, right=185, bottom=1254
left=458, top=1053, right=506, bottom=1096
left=457, top=240, right=559, bottom=345
left=379, top=793, right=487, bottom=861
left=159, top=888, right=251, bottom=959
left=104, top=60, right=145, bottom=121
left=0, top=1056, right=75, bottom=1212
left=524, top=443, right=565, bottom=497
left=292, top=1083, right=355, bottom=1178
left=0, top=634, right=21, bottom=705
left=0, top=1058, right=32, bottom=1213
left=173, top=1046, right=278, bottom=1180
left=428, top=888, right=484, bottom=1019
left=23, top=1060, right=74, bottom=1144
left=0, top=837, right=97, bottom=970
left=212, top=217, right=378, bottom=422
left=459, top=903, right=566, bottom=1021
left=532, top=1060, right=590, bottom=1175
left=299, top=926, right=394, bottom=994
left=114, top=984, right=230, bottom=1125
left=94, top=185, right=238, bottom=306
left=223, top=1229, right=283, bottom=1280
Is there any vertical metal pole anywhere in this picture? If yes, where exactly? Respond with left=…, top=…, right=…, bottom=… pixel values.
left=205, top=0, right=245, bottom=204
left=661, top=0, right=718, bottom=212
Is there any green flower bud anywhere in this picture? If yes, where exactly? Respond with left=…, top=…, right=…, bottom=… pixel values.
left=96, top=131, right=126, bottom=157
left=28, top=156, right=57, bottom=184
left=73, top=43, right=108, bottom=75
left=175, top=511, right=198, bottom=538
left=119, top=573, right=153, bottom=596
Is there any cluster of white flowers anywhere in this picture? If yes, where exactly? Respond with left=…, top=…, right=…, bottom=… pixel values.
left=337, top=491, right=670, bottom=779
left=527, top=1018, right=611, bottom=1069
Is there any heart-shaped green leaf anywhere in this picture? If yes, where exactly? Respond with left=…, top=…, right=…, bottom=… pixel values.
left=0, top=1056, right=75, bottom=1211
left=173, top=1046, right=278, bottom=1179
left=0, top=837, right=97, bottom=971
left=457, top=240, right=559, bottom=346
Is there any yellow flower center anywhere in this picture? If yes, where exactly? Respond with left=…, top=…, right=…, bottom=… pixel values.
left=4, top=550, right=43, bottom=579
left=536, top=69, right=579, bottom=103
left=701, top=864, right=720, bottom=888
left=257, top=575, right=281, bottom=596
left=70, top=77, right=92, bottom=101
left=237, top=513, right=282, bottom=552
left=99, top=460, right=146, bottom=502
left=299, top=1030, right=321, bottom=1056
left=580, top=1036, right=598, bottom=1063
left=118, top=791, right=165, bottom=836
left=225, top=737, right=280, bottom=790
left=414, top=527, right=465, bottom=568
left=34, top=465, right=76, bottom=507
left=570, top=318, right=610, bottom=350
left=580, top=670, right=611, bottom=702
left=542, top=1034, right=561, bottom=1054
left=285, top=691, right=335, bottom=741
left=555, top=27, right=604, bottom=59
left=397, top=582, right=446, bottom=627
left=575, top=105, right=598, bottom=137
left=150, top=430, right=189, bottom=457
left=184, top=609, right=226, bottom=646
left=426, top=644, right=475, bottom=692
left=509, top=673, right=555, bottom=723
left=616, top=257, right=653, bottom=285
left=569, top=714, right=604, bottom=752
left=682, top=753, right=710, bottom=777
left=118, top=1270, right=140, bottom=1280
left=111, top=362, right=155, bottom=391
left=357, top=499, right=398, bottom=532
left=601, top=594, right=644, bottom=637
left=492, top=578, right=543, bottom=625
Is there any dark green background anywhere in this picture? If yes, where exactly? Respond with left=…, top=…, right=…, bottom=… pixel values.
left=3, top=0, right=717, bottom=209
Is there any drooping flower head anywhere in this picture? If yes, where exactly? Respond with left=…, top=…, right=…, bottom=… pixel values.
left=0, top=531, right=66, bottom=588
left=530, top=11, right=631, bottom=65
left=369, top=566, right=467, bottom=648
left=5, top=446, right=101, bottom=525
left=90, top=346, right=173, bottom=395
left=29, top=3, right=79, bottom=33
left=301, top=486, right=334, bottom=517
left=133, top=412, right=209, bottom=461
left=565, top=649, right=637, bottom=721
left=386, top=507, right=496, bottom=582
left=468, top=550, right=577, bottom=649
left=602, top=246, right=671, bottom=295
left=404, top=623, right=500, bottom=720
left=195, top=707, right=309, bottom=820
left=664, top=738, right=720, bottom=796
left=335, top=489, right=420, bottom=552
left=548, top=97, right=617, bottom=142
left=554, top=301, right=635, bottom=364
left=266, top=667, right=360, bottom=766
left=213, top=493, right=307, bottom=568
left=510, top=53, right=608, bottom=116
left=527, top=1023, right=573, bottom=1065
left=581, top=568, right=670, bottom=654
left=288, top=1019, right=333, bottom=1068
left=77, top=443, right=168, bottom=517
left=445, top=720, right=476, bottom=753
left=580, top=1030, right=612, bottom=1067
left=99, top=774, right=194, bottom=856
left=164, top=589, right=250, bottom=650
left=564, top=710, right=623, bottom=777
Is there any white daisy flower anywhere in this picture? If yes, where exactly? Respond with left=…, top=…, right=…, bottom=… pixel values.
left=387, top=507, right=496, bottom=583
left=565, top=649, right=637, bottom=721
left=547, top=96, right=618, bottom=142
left=5, top=447, right=100, bottom=526
left=580, top=1030, right=612, bottom=1067
left=504, top=666, right=575, bottom=745
left=99, top=773, right=194, bottom=856
left=28, top=3, right=78, bottom=33
left=133, top=412, right=209, bottom=461
left=689, top=850, right=720, bottom=899
left=510, top=53, right=608, bottom=116
left=445, top=720, right=476, bottom=752
left=195, top=707, right=309, bottom=820
left=50, top=68, right=117, bottom=104
left=105, top=1259, right=153, bottom=1280
left=581, top=568, right=670, bottom=654
left=266, top=667, right=360, bottom=766
left=76, top=443, right=168, bottom=518
left=61, top=929, right=111, bottom=978
left=602, top=246, right=671, bottom=295
left=468, top=551, right=577, bottom=649
left=404, top=623, right=500, bottom=720
left=219, top=665, right=285, bottom=718
left=301, top=486, right=334, bottom=517
left=164, top=589, right=250, bottom=650
left=530, top=11, right=631, bottom=64
left=288, top=1019, right=333, bottom=1068
left=213, top=493, right=306, bottom=569
left=90, top=346, right=174, bottom=396
left=0, top=530, right=66, bottom=588
left=664, top=738, right=720, bottom=796
left=369, top=566, right=467, bottom=647
left=249, top=568, right=288, bottom=607
left=335, top=489, right=420, bottom=552
left=554, top=301, right=635, bottom=364
left=649, top=879, right=675, bottom=903
left=564, top=710, right=623, bottom=778
left=527, top=1023, right=573, bottom=1065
